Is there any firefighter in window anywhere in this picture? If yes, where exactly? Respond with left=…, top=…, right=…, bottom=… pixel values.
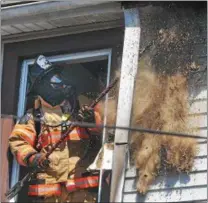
left=8, top=55, right=103, bottom=203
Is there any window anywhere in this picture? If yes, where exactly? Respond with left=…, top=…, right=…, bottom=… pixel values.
left=11, top=49, right=112, bottom=202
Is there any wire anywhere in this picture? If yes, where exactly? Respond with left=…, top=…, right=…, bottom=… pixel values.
left=72, top=121, right=206, bottom=140
left=1, top=113, right=206, bottom=140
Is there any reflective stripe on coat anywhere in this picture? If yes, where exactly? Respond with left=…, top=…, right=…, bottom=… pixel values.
left=9, top=105, right=102, bottom=194
left=28, top=176, right=99, bottom=196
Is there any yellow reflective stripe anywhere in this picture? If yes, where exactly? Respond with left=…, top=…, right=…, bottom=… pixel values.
left=12, top=129, right=36, bottom=146
left=15, top=125, right=36, bottom=134
left=17, top=147, right=36, bottom=166
left=19, top=147, right=36, bottom=156
left=12, top=129, right=35, bottom=140
left=15, top=123, right=36, bottom=131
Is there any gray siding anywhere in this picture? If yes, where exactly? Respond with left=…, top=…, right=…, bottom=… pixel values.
left=1, top=2, right=123, bottom=36
left=123, top=4, right=207, bottom=202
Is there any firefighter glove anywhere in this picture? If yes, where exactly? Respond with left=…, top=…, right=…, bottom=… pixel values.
left=27, top=153, right=50, bottom=169
left=78, top=105, right=95, bottom=123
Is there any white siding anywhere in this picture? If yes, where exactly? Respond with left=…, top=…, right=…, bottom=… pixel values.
left=1, top=2, right=123, bottom=36
left=123, top=187, right=207, bottom=202
left=123, top=71, right=207, bottom=203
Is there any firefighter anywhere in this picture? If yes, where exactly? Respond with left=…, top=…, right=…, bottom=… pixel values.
left=9, top=55, right=102, bottom=203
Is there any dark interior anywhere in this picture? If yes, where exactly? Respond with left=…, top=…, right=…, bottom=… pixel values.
left=18, top=59, right=109, bottom=202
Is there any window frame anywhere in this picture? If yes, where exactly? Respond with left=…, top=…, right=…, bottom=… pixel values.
left=11, top=49, right=113, bottom=202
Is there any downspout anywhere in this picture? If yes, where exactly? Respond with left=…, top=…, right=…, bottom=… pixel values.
left=110, top=5, right=141, bottom=202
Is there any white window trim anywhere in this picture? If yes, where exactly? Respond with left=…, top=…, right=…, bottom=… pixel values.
left=10, top=48, right=112, bottom=202
left=110, top=7, right=141, bottom=202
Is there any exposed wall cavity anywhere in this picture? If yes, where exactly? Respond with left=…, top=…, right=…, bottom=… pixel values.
left=99, top=2, right=206, bottom=195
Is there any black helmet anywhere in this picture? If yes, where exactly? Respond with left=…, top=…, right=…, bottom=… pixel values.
left=28, top=55, right=77, bottom=107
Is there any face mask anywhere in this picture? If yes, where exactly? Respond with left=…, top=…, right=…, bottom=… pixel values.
left=34, top=72, right=76, bottom=107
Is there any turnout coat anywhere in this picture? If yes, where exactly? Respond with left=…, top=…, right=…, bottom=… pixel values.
left=9, top=103, right=102, bottom=197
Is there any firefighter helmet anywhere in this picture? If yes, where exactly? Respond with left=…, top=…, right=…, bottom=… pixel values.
left=28, top=55, right=77, bottom=108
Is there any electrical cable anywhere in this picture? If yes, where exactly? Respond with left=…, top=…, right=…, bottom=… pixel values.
left=1, top=113, right=206, bottom=140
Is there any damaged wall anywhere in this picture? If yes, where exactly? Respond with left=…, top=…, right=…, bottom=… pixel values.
left=121, top=3, right=207, bottom=202
left=97, top=3, right=207, bottom=202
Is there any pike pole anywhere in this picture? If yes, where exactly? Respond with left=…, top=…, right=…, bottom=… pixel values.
left=45, top=77, right=118, bottom=158
left=5, top=78, right=118, bottom=200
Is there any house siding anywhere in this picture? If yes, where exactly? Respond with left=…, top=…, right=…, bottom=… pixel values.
left=123, top=4, right=207, bottom=202
left=1, top=2, right=123, bottom=36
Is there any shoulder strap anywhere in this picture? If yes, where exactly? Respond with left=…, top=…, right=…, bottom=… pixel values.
left=32, top=108, right=41, bottom=135
left=32, top=98, right=43, bottom=149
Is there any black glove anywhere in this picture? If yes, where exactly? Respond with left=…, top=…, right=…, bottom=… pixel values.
left=78, top=105, right=95, bottom=123
left=27, top=153, right=50, bottom=169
